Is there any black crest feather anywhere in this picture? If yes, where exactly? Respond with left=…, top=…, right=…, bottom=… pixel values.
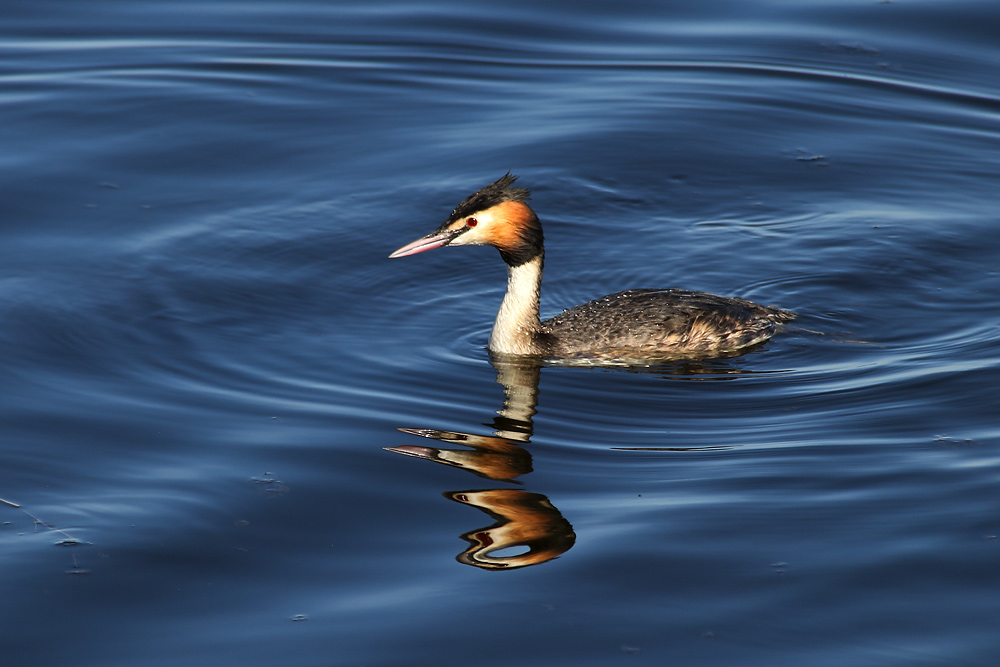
left=447, top=172, right=531, bottom=223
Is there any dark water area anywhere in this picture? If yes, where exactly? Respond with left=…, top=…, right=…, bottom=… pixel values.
left=3, top=1, right=1000, bottom=665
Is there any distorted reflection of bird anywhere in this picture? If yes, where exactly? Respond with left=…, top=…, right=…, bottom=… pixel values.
left=387, top=357, right=577, bottom=569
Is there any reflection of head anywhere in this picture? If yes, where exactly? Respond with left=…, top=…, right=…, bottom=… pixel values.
left=447, top=489, right=576, bottom=570
left=386, top=428, right=532, bottom=481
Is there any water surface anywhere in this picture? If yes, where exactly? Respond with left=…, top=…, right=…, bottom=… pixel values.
left=3, top=1, right=1000, bottom=665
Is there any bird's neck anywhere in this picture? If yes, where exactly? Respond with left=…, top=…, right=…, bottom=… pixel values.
left=489, top=252, right=544, bottom=355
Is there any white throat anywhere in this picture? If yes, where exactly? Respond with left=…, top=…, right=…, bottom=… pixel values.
left=488, top=254, right=543, bottom=355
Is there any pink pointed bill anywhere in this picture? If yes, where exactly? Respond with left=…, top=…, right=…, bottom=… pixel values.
left=389, top=231, right=453, bottom=258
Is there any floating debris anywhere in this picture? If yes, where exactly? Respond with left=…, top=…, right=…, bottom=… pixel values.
left=933, top=435, right=981, bottom=447
left=3, top=496, right=96, bottom=572
left=55, top=538, right=91, bottom=547
left=786, top=148, right=828, bottom=164
left=248, top=473, right=290, bottom=498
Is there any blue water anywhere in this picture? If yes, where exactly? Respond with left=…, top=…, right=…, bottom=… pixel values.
left=3, top=1, right=1000, bottom=665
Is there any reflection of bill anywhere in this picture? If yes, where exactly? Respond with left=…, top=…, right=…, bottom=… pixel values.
left=447, top=489, right=575, bottom=570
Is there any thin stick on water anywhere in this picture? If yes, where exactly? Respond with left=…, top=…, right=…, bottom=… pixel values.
left=3, top=496, right=91, bottom=574
left=1, top=496, right=82, bottom=542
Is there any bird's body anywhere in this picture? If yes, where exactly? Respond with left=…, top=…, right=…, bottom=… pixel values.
left=540, top=288, right=792, bottom=359
left=390, top=174, right=794, bottom=360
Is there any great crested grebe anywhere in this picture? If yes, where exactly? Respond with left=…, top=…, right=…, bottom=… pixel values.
left=389, top=173, right=795, bottom=359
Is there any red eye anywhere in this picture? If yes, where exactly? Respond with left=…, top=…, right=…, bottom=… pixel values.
left=467, top=217, right=478, bottom=227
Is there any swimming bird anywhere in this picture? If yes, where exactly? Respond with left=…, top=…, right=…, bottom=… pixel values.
left=389, top=173, right=794, bottom=360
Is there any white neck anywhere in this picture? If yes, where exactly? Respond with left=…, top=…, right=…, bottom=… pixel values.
left=489, top=254, right=543, bottom=355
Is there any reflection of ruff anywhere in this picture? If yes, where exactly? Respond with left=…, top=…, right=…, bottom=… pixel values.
left=448, top=489, right=576, bottom=570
